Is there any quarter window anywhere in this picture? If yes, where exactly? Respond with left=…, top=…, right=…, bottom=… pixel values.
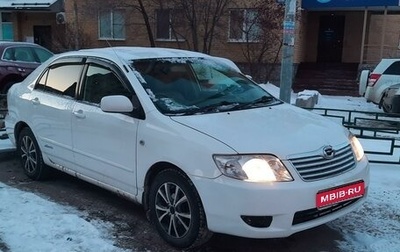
left=229, top=9, right=261, bottom=42
left=383, top=61, right=400, bottom=75
left=82, top=64, right=131, bottom=104
left=99, top=10, right=125, bottom=40
left=35, top=64, right=83, bottom=98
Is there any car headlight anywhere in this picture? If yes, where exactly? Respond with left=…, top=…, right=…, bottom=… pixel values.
left=213, top=155, right=293, bottom=182
left=349, top=134, right=364, bottom=162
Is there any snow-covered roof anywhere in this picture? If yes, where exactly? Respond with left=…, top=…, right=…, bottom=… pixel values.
left=0, top=0, right=61, bottom=10
left=73, top=47, right=241, bottom=71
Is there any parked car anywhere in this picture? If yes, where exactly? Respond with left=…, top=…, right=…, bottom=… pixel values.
left=380, top=84, right=400, bottom=114
left=0, top=41, right=53, bottom=94
left=359, top=58, right=400, bottom=111
left=5, top=47, right=369, bottom=249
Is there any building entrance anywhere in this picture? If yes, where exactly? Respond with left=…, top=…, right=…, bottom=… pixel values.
left=317, top=15, right=345, bottom=62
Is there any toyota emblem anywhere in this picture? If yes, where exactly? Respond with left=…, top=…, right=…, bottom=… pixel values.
left=323, top=146, right=335, bottom=159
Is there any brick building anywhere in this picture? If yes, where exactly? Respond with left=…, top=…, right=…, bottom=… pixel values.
left=2, top=0, right=400, bottom=93
left=0, top=0, right=63, bottom=51
left=294, top=0, right=400, bottom=94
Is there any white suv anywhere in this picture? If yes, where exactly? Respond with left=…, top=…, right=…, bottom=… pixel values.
left=359, top=58, right=400, bottom=108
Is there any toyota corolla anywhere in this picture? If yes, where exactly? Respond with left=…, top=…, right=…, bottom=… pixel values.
left=5, top=47, right=369, bottom=249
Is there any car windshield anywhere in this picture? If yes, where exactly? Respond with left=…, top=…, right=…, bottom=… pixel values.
left=131, top=57, right=281, bottom=115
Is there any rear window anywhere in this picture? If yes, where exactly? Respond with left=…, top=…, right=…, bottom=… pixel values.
left=383, top=61, right=400, bottom=75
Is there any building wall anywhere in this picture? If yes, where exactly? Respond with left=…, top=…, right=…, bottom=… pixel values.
left=364, top=13, right=400, bottom=63
left=13, top=12, right=56, bottom=42
left=63, top=0, right=283, bottom=65
left=342, top=12, right=364, bottom=63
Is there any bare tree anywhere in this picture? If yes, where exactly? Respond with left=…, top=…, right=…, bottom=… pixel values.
left=119, top=0, right=156, bottom=47
left=52, top=23, right=91, bottom=52
left=233, top=0, right=285, bottom=82
left=152, top=0, right=232, bottom=54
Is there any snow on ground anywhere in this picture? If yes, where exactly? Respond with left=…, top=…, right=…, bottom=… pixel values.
left=0, top=184, right=127, bottom=252
left=0, top=84, right=399, bottom=252
left=330, top=164, right=400, bottom=252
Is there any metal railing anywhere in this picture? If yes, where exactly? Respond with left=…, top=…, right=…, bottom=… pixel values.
left=307, top=107, right=400, bottom=165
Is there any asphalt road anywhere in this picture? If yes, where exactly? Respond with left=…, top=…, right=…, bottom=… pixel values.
left=0, top=151, right=343, bottom=252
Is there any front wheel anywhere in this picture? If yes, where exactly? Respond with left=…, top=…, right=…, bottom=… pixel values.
left=17, top=127, right=50, bottom=180
left=148, top=169, right=212, bottom=249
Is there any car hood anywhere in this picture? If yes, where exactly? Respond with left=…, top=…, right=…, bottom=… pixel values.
left=171, top=104, right=349, bottom=159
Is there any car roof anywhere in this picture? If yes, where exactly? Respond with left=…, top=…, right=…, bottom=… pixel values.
left=62, top=47, right=215, bottom=61
left=0, top=41, right=45, bottom=47
left=373, top=58, right=400, bottom=73
left=55, top=47, right=240, bottom=72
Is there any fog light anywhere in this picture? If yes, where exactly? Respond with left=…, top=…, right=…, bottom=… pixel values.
left=241, top=215, right=273, bottom=228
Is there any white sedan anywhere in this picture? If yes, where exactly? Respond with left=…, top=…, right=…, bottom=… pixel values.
left=5, top=47, right=369, bottom=249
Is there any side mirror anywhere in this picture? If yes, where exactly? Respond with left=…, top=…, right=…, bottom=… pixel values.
left=100, top=95, right=133, bottom=113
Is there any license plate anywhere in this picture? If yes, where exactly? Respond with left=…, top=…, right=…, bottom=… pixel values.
left=316, top=181, right=365, bottom=208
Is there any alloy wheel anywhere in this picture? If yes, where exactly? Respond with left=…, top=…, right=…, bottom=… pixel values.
left=155, top=182, right=192, bottom=239
left=20, top=135, right=38, bottom=174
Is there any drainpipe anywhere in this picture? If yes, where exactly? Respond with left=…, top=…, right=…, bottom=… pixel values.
left=380, top=7, right=388, bottom=59
left=360, top=7, right=368, bottom=65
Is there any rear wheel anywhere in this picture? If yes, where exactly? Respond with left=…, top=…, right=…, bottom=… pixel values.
left=18, top=127, right=50, bottom=180
left=1, top=81, right=16, bottom=94
left=148, top=169, right=212, bottom=249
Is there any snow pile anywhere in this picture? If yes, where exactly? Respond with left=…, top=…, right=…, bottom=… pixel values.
left=0, top=183, right=127, bottom=252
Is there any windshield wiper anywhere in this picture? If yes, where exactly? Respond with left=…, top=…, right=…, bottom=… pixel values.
left=180, top=101, right=238, bottom=115
left=230, top=95, right=277, bottom=110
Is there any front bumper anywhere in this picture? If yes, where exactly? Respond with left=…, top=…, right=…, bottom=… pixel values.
left=192, top=157, right=369, bottom=238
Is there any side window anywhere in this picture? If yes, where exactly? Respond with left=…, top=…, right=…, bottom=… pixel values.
left=383, top=61, right=400, bottom=75
left=2, top=48, right=13, bottom=60
left=14, top=47, right=35, bottom=62
left=35, top=64, right=83, bottom=98
left=82, top=64, right=131, bottom=104
left=33, top=48, right=53, bottom=63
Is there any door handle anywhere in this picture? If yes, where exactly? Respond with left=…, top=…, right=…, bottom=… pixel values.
left=17, top=67, right=26, bottom=73
left=73, top=110, right=86, bottom=119
left=31, top=97, right=40, bottom=105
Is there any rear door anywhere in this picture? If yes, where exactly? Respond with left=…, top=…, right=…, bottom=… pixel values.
left=71, top=59, right=139, bottom=195
left=4, top=46, right=41, bottom=76
left=31, top=57, right=84, bottom=168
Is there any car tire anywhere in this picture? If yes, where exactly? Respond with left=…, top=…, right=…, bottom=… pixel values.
left=17, top=127, right=50, bottom=180
left=148, top=168, right=212, bottom=249
left=1, top=81, right=16, bottom=94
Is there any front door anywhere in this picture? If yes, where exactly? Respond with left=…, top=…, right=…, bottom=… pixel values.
left=71, top=62, right=138, bottom=195
left=317, top=15, right=345, bottom=63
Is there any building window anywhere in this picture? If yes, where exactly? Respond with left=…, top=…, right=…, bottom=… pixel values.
left=156, top=9, right=184, bottom=41
left=1, top=12, right=13, bottom=41
left=229, top=9, right=261, bottom=42
left=99, top=10, right=125, bottom=40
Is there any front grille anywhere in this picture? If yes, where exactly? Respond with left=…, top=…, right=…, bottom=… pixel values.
left=290, top=145, right=356, bottom=181
left=292, top=198, right=360, bottom=225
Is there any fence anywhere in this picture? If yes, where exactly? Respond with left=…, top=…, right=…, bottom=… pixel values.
left=307, top=107, right=400, bottom=165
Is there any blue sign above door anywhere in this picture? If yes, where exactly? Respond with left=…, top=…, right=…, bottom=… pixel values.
left=302, top=0, right=400, bottom=9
